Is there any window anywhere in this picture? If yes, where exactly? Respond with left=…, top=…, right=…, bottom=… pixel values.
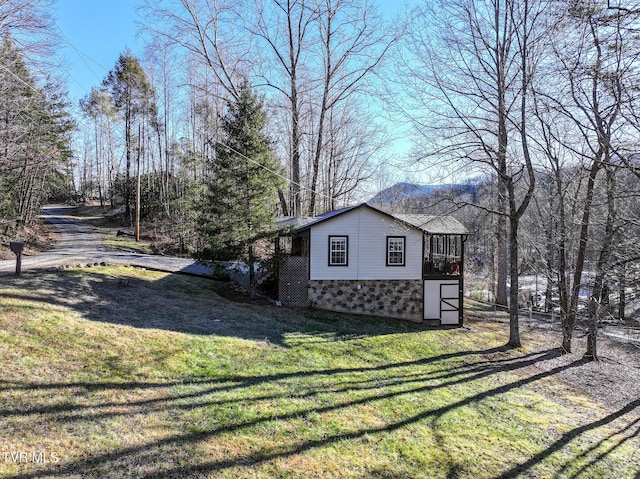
left=387, top=236, right=406, bottom=266
left=328, top=236, right=348, bottom=266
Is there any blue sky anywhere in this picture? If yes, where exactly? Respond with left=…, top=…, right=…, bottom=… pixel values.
left=54, top=0, right=418, bottom=189
left=54, top=1, right=410, bottom=106
left=53, top=0, right=415, bottom=182
left=55, top=0, right=139, bottom=105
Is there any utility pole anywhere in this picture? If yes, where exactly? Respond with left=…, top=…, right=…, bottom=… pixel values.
left=135, top=123, right=142, bottom=242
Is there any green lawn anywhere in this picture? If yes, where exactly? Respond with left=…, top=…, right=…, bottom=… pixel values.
left=0, top=266, right=638, bottom=478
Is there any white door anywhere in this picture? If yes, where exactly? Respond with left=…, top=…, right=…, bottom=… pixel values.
left=440, top=283, right=460, bottom=325
left=424, top=280, right=461, bottom=325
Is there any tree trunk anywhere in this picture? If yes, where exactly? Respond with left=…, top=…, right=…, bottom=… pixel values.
left=618, top=264, right=626, bottom=321
left=556, top=183, right=571, bottom=351
left=508, top=213, right=521, bottom=347
left=248, top=244, right=255, bottom=298
left=495, top=186, right=508, bottom=306
left=308, top=4, right=333, bottom=217
left=278, top=189, right=289, bottom=217
left=286, top=5, right=302, bottom=218
left=567, top=159, right=601, bottom=353
left=125, top=95, right=132, bottom=222
left=586, top=167, right=616, bottom=360
left=94, top=119, right=104, bottom=208
left=585, top=296, right=599, bottom=361
left=308, top=102, right=326, bottom=216
left=290, top=88, right=301, bottom=216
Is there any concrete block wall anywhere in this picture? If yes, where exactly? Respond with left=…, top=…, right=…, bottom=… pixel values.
left=308, top=279, right=423, bottom=322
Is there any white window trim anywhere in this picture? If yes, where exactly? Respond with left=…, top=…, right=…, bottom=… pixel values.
left=328, top=235, right=348, bottom=266
left=387, top=236, right=406, bottom=266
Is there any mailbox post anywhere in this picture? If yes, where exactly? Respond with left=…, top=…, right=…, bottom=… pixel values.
left=9, top=241, right=25, bottom=276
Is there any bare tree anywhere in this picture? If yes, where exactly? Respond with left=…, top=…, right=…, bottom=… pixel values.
left=141, top=0, right=249, bottom=100
left=397, top=0, right=549, bottom=346
left=248, top=0, right=318, bottom=216
left=542, top=0, right=640, bottom=355
left=306, top=0, right=395, bottom=215
left=143, top=39, right=180, bottom=215
left=0, top=0, right=56, bottom=60
left=80, top=87, right=117, bottom=207
left=320, top=99, right=382, bottom=209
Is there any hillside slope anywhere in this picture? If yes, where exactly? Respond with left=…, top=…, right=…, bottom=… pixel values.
left=1, top=266, right=639, bottom=478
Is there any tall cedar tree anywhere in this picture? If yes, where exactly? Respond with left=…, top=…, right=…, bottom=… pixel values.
left=197, top=82, right=283, bottom=280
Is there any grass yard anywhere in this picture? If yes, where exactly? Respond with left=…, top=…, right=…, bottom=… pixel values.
left=0, top=266, right=639, bottom=478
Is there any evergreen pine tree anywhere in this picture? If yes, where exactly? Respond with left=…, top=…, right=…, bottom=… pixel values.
left=103, top=51, right=156, bottom=220
left=197, top=81, right=283, bottom=289
left=0, top=35, right=73, bottom=225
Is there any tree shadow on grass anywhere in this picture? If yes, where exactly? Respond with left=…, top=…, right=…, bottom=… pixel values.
left=0, top=347, right=542, bottom=421
left=493, top=398, right=640, bottom=479
left=0, top=348, right=550, bottom=478
left=2, top=345, right=637, bottom=478
left=3, top=268, right=640, bottom=477
left=0, top=268, right=450, bottom=346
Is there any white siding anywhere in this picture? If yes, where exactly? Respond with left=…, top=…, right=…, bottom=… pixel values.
left=309, top=207, right=423, bottom=280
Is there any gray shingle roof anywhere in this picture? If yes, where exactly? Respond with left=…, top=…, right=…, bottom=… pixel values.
left=277, top=203, right=468, bottom=236
left=392, top=214, right=468, bottom=235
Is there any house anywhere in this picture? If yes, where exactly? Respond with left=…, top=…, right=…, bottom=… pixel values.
left=276, top=203, right=468, bottom=326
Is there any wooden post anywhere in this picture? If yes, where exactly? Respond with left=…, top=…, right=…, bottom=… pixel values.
left=15, top=250, right=22, bottom=276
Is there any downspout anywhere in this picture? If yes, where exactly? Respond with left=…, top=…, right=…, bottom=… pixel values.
left=422, top=233, right=426, bottom=321
left=460, top=234, right=468, bottom=327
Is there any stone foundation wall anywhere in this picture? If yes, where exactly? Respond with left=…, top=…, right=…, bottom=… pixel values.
left=308, top=279, right=423, bottom=322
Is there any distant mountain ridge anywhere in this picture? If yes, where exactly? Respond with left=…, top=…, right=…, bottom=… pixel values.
left=370, top=182, right=477, bottom=206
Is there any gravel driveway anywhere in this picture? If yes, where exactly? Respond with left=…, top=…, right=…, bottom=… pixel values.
left=0, top=205, right=215, bottom=277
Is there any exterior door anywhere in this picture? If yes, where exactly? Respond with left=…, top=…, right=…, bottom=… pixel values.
left=423, top=279, right=461, bottom=325
left=439, top=283, right=460, bottom=325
